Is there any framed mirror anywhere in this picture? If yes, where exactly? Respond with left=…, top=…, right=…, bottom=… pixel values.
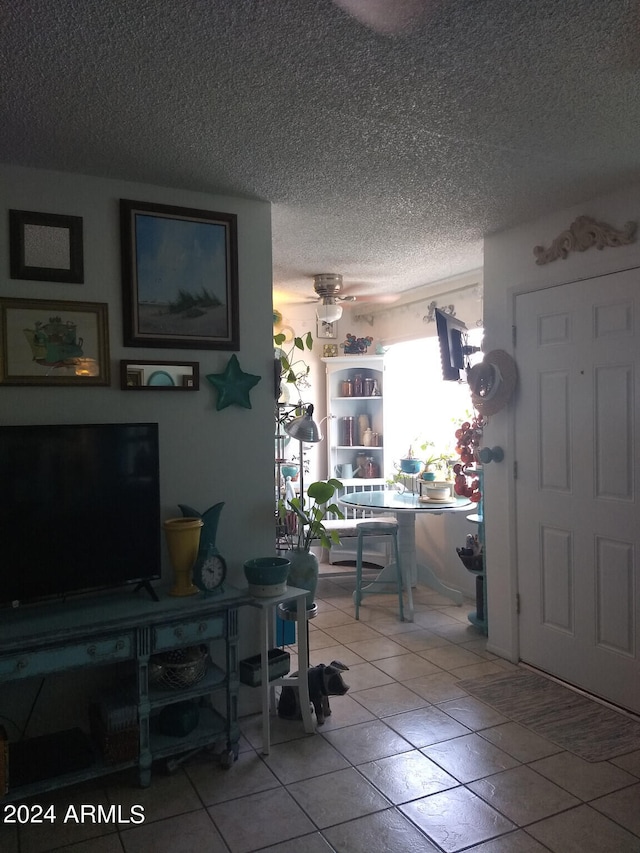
left=120, top=360, right=199, bottom=390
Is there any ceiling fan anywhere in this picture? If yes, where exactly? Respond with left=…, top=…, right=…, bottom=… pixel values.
left=312, top=274, right=401, bottom=322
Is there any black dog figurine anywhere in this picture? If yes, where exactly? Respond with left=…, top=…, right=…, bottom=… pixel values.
left=277, top=660, right=350, bottom=725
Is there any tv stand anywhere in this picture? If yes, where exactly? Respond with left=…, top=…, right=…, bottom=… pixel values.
left=0, top=586, right=251, bottom=802
left=134, top=579, right=160, bottom=601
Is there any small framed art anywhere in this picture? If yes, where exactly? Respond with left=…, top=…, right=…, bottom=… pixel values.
left=0, top=298, right=110, bottom=386
left=9, top=210, right=84, bottom=283
left=316, top=318, right=337, bottom=339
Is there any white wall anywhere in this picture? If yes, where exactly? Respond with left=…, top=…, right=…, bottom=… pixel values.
left=483, top=182, right=640, bottom=659
left=0, top=164, right=274, bottom=726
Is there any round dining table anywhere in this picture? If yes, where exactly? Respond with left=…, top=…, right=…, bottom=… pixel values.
left=340, top=489, right=472, bottom=620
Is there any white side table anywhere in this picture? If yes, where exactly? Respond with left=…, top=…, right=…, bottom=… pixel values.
left=248, top=585, right=314, bottom=754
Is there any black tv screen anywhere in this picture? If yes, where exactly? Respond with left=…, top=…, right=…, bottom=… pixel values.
left=0, top=423, right=161, bottom=607
left=436, top=308, right=471, bottom=381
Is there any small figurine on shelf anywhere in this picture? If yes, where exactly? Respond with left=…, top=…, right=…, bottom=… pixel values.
left=341, top=333, right=373, bottom=354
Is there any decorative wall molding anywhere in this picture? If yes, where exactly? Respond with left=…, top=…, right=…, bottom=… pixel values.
left=533, top=215, right=637, bottom=265
left=423, top=300, right=455, bottom=323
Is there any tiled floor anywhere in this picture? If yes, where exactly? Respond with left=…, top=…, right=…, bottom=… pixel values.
left=4, top=574, right=640, bottom=853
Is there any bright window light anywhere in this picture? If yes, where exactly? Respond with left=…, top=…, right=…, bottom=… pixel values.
left=383, top=331, right=483, bottom=478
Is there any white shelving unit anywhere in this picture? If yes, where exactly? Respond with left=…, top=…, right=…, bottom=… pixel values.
left=321, top=355, right=391, bottom=565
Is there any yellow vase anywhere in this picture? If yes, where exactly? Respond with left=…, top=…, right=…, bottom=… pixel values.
left=163, top=517, right=203, bottom=596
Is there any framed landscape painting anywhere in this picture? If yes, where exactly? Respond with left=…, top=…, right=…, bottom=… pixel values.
left=120, top=199, right=239, bottom=349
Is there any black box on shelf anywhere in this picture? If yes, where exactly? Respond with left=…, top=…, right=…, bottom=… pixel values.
left=239, top=649, right=290, bottom=687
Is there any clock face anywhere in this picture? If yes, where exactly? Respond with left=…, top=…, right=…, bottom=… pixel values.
left=194, top=550, right=226, bottom=593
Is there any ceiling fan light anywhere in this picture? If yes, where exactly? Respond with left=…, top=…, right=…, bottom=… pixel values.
left=316, top=299, right=343, bottom=323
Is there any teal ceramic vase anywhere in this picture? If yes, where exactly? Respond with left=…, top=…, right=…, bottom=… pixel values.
left=284, top=548, right=319, bottom=609
left=179, top=502, right=225, bottom=579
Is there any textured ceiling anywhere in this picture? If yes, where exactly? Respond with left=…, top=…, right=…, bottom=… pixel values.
left=1, top=0, right=639, bottom=303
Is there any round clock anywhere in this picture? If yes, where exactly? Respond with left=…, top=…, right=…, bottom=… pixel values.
left=193, top=545, right=227, bottom=594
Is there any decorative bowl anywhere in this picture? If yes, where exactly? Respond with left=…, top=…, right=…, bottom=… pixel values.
left=425, top=486, right=450, bottom=501
left=281, top=465, right=299, bottom=478
left=244, top=556, right=291, bottom=597
left=400, top=458, right=422, bottom=474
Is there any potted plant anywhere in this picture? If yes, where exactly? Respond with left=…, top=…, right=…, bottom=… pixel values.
left=273, top=329, right=313, bottom=402
left=277, top=478, right=344, bottom=606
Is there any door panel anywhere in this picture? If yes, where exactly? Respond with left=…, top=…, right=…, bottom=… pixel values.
left=515, top=269, right=639, bottom=714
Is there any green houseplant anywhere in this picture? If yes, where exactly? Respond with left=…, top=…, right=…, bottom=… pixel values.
left=278, top=478, right=344, bottom=606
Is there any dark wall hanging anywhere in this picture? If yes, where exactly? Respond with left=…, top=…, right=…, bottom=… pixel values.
left=120, top=199, right=239, bottom=350
left=9, top=210, right=84, bottom=283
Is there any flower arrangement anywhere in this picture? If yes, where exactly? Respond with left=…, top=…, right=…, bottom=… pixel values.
left=278, top=479, right=344, bottom=551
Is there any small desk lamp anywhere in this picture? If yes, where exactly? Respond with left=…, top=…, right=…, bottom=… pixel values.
left=284, top=404, right=323, bottom=507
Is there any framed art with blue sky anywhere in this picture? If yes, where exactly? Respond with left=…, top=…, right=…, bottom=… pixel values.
left=120, top=199, right=239, bottom=349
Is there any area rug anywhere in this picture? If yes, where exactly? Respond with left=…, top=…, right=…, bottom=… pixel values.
left=457, top=670, right=640, bottom=762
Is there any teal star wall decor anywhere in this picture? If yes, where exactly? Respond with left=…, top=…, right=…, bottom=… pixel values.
left=206, top=354, right=261, bottom=410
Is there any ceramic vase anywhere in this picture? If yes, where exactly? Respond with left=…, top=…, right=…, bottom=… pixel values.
left=163, top=517, right=203, bottom=596
left=179, top=501, right=226, bottom=574
left=284, top=548, right=319, bottom=608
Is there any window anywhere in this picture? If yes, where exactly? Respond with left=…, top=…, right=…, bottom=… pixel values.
left=383, top=332, right=483, bottom=478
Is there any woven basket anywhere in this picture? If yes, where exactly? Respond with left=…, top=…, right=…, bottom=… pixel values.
left=149, top=645, right=209, bottom=690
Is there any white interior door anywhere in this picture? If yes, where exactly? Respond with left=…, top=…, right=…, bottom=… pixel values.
left=515, top=268, right=640, bottom=714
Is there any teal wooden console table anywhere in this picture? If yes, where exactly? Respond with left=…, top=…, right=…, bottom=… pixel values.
left=0, top=586, right=253, bottom=802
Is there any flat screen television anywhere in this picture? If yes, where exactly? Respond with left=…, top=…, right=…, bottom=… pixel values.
left=0, top=423, right=161, bottom=607
left=435, top=308, right=480, bottom=381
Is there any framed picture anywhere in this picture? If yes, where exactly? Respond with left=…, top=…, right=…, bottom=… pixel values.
left=0, top=298, right=110, bottom=386
left=9, top=210, right=84, bottom=283
left=120, top=359, right=199, bottom=390
left=316, top=317, right=337, bottom=339
left=120, top=199, right=239, bottom=349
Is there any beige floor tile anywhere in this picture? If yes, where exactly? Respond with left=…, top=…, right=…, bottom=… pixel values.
left=239, top=712, right=311, bottom=751
left=402, top=671, right=468, bottom=703
left=59, top=835, right=125, bottom=853
left=309, top=629, right=339, bottom=651
left=261, top=734, right=350, bottom=784
left=323, top=719, right=413, bottom=764
left=186, top=749, right=280, bottom=805
left=339, top=661, right=394, bottom=691
left=358, top=749, right=458, bottom=804
left=349, top=682, right=428, bottom=717
left=208, top=787, right=315, bottom=853
left=259, top=831, right=336, bottom=852
left=469, top=765, right=580, bottom=825
left=412, top=610, right=462, bottom=630
left=611, top=749, right=640, bottom=777
left=308, top=644, right=365, bottom=667
left=287, top=767, right=391, bottom=828
left=437, top=696, right=510, bottom=730
left=311, top=693, right=376, bottom=730
left=344, top=636, right=410, bottom=661
left=121, top=810, right=225, bottom=853
left=530, top=752, right=637, bottom=802
left=460, top=639, right=497, bottom=660
left=384, top=705, right=470, bottom=747
left=478, top=722, right=563, bottom=763
left=367, top=618, right=422, bottom=636
left=422, top=733, right=520, bottom=783
left=322, top=623, right=382, bottom=644
left=312, top=609, right=357, bottom=629
left=104, top=768, right=202, bottom=824
left=455, top=829, right=550, bottom=852
left=392, top=629, right=450, bottom=652
left=418, top=644, right=484, bottom=671
left=322, top=807, right=440, bottom=853
left=450, top=661, right=509, bottom=680
left=400, top=786, right=516, bottom=852
left=373, top=653, right=442, bottom=680
left=526, top=803, right=640, bottom=853
left=590, top=782, right=640, bottom=836
left=430, top=622, right=485, bottom=643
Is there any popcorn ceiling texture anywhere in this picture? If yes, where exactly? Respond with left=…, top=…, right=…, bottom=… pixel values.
left=1, top=0, right=639, bottom=301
